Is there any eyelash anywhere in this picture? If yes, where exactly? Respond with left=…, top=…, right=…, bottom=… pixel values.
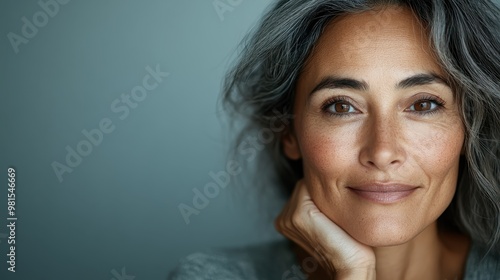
left=320, top=95, right=446, bottom=117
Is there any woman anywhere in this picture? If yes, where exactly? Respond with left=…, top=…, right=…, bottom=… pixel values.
left=169, top=0, right=500, bottom=279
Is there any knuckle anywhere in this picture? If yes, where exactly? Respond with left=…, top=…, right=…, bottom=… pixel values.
left=305, top=206, right=319, bottom=219
left=290, top=211, right=304, bottom=230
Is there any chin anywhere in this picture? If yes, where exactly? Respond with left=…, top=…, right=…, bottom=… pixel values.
left=354, top=232, right=413, bottom=247
left=342, top=217, right=425, bottom=248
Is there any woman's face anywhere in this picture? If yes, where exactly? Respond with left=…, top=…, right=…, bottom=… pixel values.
left=283, top=7, right=465, bottom=247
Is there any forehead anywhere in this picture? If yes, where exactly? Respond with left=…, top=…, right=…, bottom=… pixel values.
left=298, top=6, right=445, bottom=89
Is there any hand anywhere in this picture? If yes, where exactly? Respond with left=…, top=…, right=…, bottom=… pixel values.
left=275, top=179, right=376, bottom=279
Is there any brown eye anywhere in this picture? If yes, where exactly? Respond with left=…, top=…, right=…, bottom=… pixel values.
left=328, top=101, right=355, bottom=113
left=409, top=100, right=440, bottom=112
left=334, top=102, right=351, bottom=113
left=414, top=101, right=432, bottom=111
left=322, top=97, right=359, bottom=116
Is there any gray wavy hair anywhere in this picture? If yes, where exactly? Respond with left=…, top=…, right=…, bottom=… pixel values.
left=221, top=0, right=500, bottom=251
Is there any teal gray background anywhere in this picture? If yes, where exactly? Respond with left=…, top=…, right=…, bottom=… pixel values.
left=3, top=1, right=500, bottom=279
left=0, top=0, right=281, bottom=279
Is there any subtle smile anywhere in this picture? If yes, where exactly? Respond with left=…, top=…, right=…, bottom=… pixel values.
left=347, top=184, right=419, bottom=204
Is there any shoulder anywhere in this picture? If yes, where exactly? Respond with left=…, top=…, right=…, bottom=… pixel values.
left=167, top=239, right=298, bottom=280
left=464, top=242, right=500, bottom=279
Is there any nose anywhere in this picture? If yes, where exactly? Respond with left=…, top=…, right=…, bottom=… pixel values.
left=358, top=115, right=406, bottom=171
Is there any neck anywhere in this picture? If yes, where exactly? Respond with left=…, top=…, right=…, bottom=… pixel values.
left=292, top=222, right=471, bottom=280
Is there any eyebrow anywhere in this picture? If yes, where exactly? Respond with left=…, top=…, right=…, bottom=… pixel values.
left=309, top=73, right=449, bottom=96
left=397, top=73, right=449, bottom=89
left=309, top=77, right=368, bottom=95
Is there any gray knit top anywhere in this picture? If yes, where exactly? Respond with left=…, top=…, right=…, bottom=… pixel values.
left=168, top=239, right=500, bottom=279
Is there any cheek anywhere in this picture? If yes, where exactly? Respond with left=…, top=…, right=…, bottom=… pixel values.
left=400, top=119, right=464, bottom=219
left=407, top=119, right=464, bottom=181
left=298, top=121, right=360, bottom=176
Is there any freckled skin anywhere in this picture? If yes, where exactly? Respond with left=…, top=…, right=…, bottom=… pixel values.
left=283, top=7, right=465, bottom=247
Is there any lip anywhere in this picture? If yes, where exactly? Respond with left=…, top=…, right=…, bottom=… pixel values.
left=347, top=183, right=419, bottom=204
